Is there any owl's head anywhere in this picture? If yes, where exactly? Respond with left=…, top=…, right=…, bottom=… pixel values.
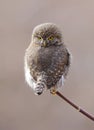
left=32, top=23, right=63, bottom=47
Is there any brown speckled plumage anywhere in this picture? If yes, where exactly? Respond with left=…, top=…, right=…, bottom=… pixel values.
left=24, top=23, right=71, bottom=95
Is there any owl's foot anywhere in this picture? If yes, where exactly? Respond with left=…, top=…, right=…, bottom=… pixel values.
left=35, top=86, right=43, bottom=95
left=50, top=87, right=56, bottom=95
left=34, top=83, right=45, bottom=95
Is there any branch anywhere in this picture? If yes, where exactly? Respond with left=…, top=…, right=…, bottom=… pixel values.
left=52, top=91, right=94, bottom=121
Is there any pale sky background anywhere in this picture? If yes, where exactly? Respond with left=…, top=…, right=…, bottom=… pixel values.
left=0, top=0, right=94, bottom=130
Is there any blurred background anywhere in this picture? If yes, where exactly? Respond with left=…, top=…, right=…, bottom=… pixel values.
left=0, top=0, right=94, bottom=130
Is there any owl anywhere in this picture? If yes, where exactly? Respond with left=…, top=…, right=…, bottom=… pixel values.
left=24, top=23, right=71, bottom=95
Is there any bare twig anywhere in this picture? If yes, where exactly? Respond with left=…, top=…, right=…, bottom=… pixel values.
left=53, top=91, right=94, bottom=121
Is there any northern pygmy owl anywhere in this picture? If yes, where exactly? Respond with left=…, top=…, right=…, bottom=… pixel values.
left=24, top=23, right=71, bottom=95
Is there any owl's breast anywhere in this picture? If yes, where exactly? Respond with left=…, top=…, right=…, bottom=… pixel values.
left=26, top=46, right=54, bottom=81
left=27, top=45, right=68, bottom=84
left=34, top=47, right=54, bottom=71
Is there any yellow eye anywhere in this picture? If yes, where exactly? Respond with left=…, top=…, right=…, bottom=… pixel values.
left=37, top=36, right=42, bottom=40
left=48, top=36, right=54, bottom=41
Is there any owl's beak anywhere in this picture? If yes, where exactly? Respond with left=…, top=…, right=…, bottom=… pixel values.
left=42, top=41, right=47, bottom=47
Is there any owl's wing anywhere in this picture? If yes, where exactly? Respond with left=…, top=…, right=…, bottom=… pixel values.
left=24, top=60, right=36, bottom=90
left=56, top=50, right=71, bottom=88
left=56, top=75, right=65, bottom=88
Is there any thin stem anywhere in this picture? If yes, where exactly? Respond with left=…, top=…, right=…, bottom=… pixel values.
left=55, top=91, right=94, bottom=121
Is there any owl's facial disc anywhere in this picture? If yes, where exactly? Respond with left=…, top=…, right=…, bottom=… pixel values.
left=32, top=23, right=63, bottom=47
left=33, top=34, right=60, bottom=47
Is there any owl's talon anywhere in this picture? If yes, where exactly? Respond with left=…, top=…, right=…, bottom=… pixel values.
left=35, top=85, right=44, bottom=95
left=50, top=88, right=56, bottom=95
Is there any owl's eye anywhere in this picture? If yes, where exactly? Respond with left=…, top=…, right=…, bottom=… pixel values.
left=37, top=36, right=42, bottom=40
left=48, top=36, right=54, bottom=41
